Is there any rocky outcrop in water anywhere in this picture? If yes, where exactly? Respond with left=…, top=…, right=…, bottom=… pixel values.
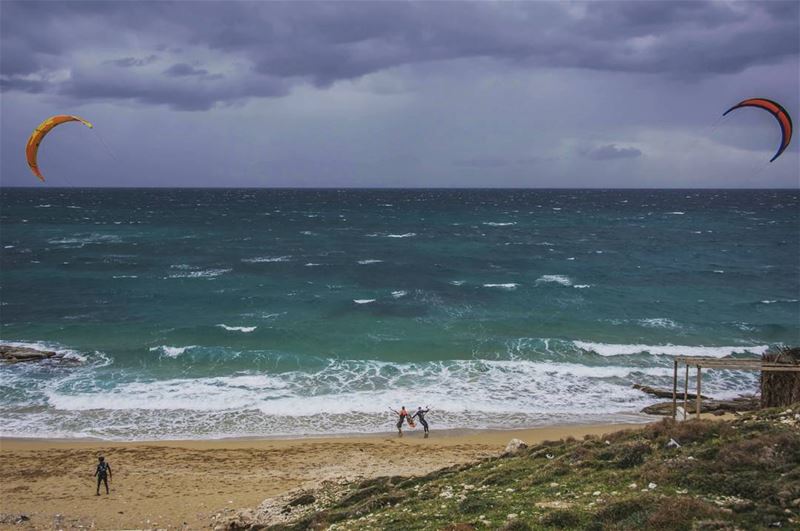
left=0, top=345, right=57, bottom=363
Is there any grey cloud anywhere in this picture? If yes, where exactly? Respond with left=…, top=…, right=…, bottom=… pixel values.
left=105, top=55, right=159, bottom=68
left=61, top=66, right=286, bottom=111
left=1, top=1, right=797, bottom=110
left=455, top=156, right=553, bottom=168
left=164, top=63, right=209, bottom=77
left=454, top=157, right=510, bottom=169
left=583, top=144, right=643, bottom=160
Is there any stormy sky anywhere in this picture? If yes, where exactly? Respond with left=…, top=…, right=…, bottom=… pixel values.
left=1, top=1, right=798, bottom=188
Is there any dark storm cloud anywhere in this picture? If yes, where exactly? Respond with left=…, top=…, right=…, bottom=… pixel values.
left=1, top=1, right=797, bottom=110
left=583, top=144, right=643, bottom=160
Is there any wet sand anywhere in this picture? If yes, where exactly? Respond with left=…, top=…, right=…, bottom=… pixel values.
left=0, top=423, right=645, bottom=529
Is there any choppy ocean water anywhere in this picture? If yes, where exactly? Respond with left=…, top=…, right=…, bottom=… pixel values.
left=1, top=188, right=798, bottom=440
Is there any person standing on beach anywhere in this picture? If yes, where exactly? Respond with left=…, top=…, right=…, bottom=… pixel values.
left=94, top=455, right=112, bottom=495
left=391, top=406, right=409, bottom=437
left=413, top=406, right=431, bottom=437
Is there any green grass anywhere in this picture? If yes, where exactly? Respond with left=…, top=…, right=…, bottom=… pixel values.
left=265, top=406, right=800, bottom=530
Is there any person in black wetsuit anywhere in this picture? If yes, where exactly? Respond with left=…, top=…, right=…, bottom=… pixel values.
left=391, top=406, right=409, bottom=437
left=413, top=407, right=431, bottom=437
left=94, top=456, right=112, bottom=495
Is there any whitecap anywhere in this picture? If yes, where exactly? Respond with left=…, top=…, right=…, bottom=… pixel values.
left=149, top=345, right=196, bottom=358
left=573, top=284, right=591, bottom=289
left=637, top=318, right=680, bottom=330
left=353, top=299, right=376, bottom=304
left=573, top=341, right=768, bottom=358
left=386, top=233, right=416, bottom=238
left=536, top=275, right=572, bottom=286
left=391, top=290, right=407, bottom=298
left=305, top=263, right=321, bottom=267
left=482, top=222, right=516, bottom=227
left=450, top=280, right=466, bottom=286
left=168, top=268, right=231, bottom=279
left=242, top=256, right=291, bottom=263
left=358, top=259, right=383, bottom=265
left=483, top=283, right=519, bottom=290
left=667, top=211, right=685, bottom=215
left=217, top=324, right=257, bottom=333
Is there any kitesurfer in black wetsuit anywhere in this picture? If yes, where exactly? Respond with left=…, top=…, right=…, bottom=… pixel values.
left=94, top=456, right=112, bottom=495
left=413, top=407, right=430, bottom=437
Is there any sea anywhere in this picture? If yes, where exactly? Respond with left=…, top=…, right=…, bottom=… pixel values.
left=1, top=188, right=798, bottom=440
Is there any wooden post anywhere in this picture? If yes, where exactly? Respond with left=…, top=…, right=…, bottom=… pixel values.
left=683, top=363, right=689, bottom=421
left=696, top=366, right=702, bottom=420
left=672, top=359, right=678, bottom=419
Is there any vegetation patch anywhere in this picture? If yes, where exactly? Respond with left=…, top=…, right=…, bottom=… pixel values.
left=242, top=405, right=800, bottom=531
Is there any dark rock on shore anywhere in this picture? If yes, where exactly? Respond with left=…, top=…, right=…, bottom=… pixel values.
left=641, top=395, right=759, bottom=416
left=633, top=384, right=708, bottom=400
left=0, top=345, right=57, bottom=363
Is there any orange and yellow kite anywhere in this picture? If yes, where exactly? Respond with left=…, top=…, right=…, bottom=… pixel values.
left=26, top=115, right=93, bottom=181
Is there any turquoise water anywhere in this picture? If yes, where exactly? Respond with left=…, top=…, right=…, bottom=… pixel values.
left=1, top=188, right=797, bottom=439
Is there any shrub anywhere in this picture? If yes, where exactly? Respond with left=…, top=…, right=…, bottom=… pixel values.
left=500, top=520, right=532, bottom=531
left=615, top=442, right=652, bottom=469
left=595, top=497, right=654, bottom=528
left=458, top=495, right=495, bottom=514
left=645, top=497, right=725, bottom=530
left=540, top=508, right=582, bottom=528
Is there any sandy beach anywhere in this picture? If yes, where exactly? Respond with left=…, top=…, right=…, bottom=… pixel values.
left=0, top=423, right=645, bottom=529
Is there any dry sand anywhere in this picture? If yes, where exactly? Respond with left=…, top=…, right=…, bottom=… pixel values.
left=0, top=423, right=646, bottom=529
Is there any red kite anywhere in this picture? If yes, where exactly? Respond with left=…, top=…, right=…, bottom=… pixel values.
left=723, top=99, right=792, bottom=162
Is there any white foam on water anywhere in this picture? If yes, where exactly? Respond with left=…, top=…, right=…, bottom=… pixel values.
left=47, top=234, right=122, bottom=246
left=353, top=299, right=376, bottom=304
left=149, top=345, right=197, bottom=358
left=168, top=269, right=231, bottom=279
left=573, top=284, right=591, bottom=289
left=5, top=352, right=765, bottom=439
left=668, top=211, right=685, bottom=215
left=386, top=233, right=416, bottom=238
left=242, top=256, right=291, bottom=263
left=483, top=283, right=519, bottom=290
left=391, top=291, right=407, bottom=298
left=304, top=263, right=321, bottom=267
left=637, top=318, right=681, bottom=330
left=358, top=259, right=383, bottom=265
left=536, top=275, right=573, bottom=286
left=112, top=275, right=138, bottom=279
left=573, top=341, right=768, bottom=358
left=759, top=299, right=798, bottom=304
left=482, top=222, right=516, bottom=226
left=217, top=325, right=257, bottom=333
left=713, top=270, right=724, bottom=274
left=4, top=245, right=14, bottom=249
left=449, top=280, right=466, bottom=286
